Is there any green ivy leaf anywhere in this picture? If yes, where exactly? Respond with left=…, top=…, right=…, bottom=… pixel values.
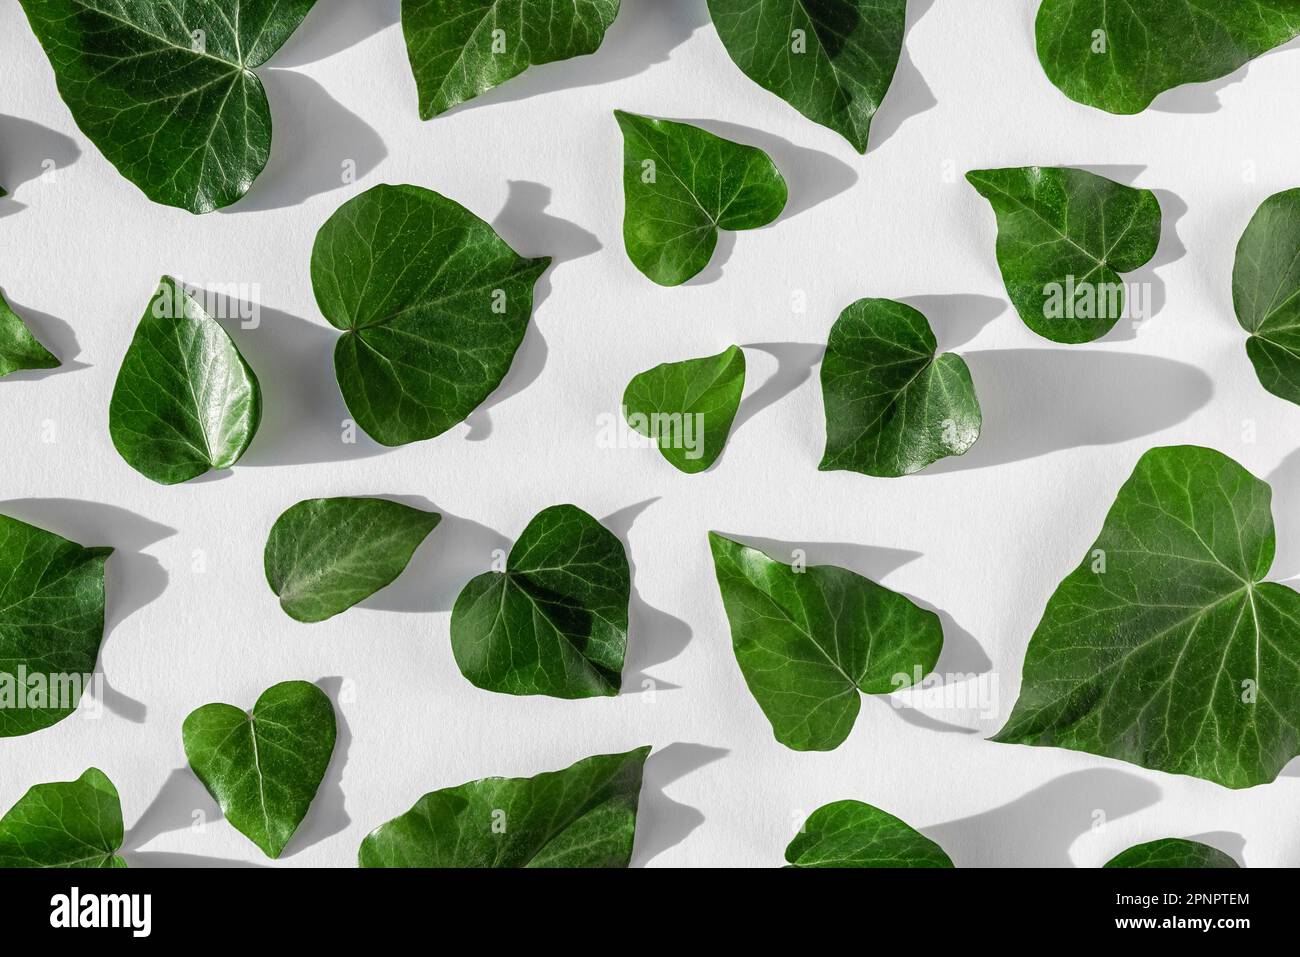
left=707, top=0, right=907, bottom=152
left=359, top=747, right=649, bottom=867
left=1036, top=0, right=1300, bottom=115
left=615, top=111, right=787, bottom=286
left=0, top=768, right=126, bottom=868
left=183, top=680, right=336, bottom=858
left=0, top=290, right=59, bottom=377
left=109, top=277, right=261, bottom=485
left=995, top=445, right=1300, bottom=789
left=265, top=497, right=441, bottom=623
left=450, top=504, right=630, bottom=698
left=820, top=298, right=980, bottom=477
left=402, top=0, right=621, bottom=119
left=622, top=345, right=746, bottom=474
left=967, top=166, right=1161, bottom=344
left=708, top=532, right=942, bottom=751
left=311, top=184, right=551, bottom=447
left=1233, top=188, right=1300, bottom=406
left=0, top=514, right=111, bottom=737
left=1105, top=838, right=1240, bottom=869
left=786, top=800, right=953, bottom=868
left=17, top=0, right=317, bottom=213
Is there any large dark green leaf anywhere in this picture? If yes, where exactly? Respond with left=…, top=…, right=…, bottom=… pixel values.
left=995, top=445, right=1300, bottom=789
left=967, top=166, right=1161, bottom=344
left=109, top=277, right=261, bottom=485
left=1036, top=0, right=1300, bottom=115
left=707, top=0, right=907, bottom=152
left=17, top=0, right=317, bottom=212
left=359, top=747, right=649, bottom=867
left=311, top=183, right=551, bottom=447
left=786, top=800, right=953, bottom=868
left=450, top=505, right=630, bottom=698
left=265, top=497, right=441, bottom=623
left=402, top=0, right=621, bottom=119
left=708, top=532, right=942, bottom=751
left=622, top=345, right=746, bottom=474
left=616, top=111, right=787, bottom=287
left=0, top=514, right=110, bottom=737
left=1105, top=838, right=1239, bottom=869
left=820, top=298, right=980, bottom=477
left=0, top=768, right=125, bottom=868
left=0, top=290, right=59, bottom=377
left=1233, top=188, right=1300, bottom=405
left=182, top=680, right=336, bottom=858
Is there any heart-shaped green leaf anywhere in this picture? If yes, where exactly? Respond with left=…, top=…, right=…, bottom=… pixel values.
left=183, top=680, right=336, bottom=858
left=0, top=514, right=111, bottom=737
left=109, top=277, right=261, bottom=485
left=707, top=0, right=907, bottom=152
left=622, top=345, right=746, bottom=474
left=265, top=497, right=441, bottom=623
left=402, top=0, right=621, bottom=119
left=995, top=445, right=1300, bottom=789
left=708, top=532, right=942, bottom=751
left=0, top=290, right=59, bottom=377
left=17, top=0, right=318, bottom=212
left=786, top=800, right=953, bottom=868
left=967, top=166, right=1161, bottom=343
left=359, top=747, right=649, bottom=867
left=820, top=298, right=981, bottom=477
left=451, top=504, right=630, bottom=698
left=0, top=768, right=125, bottom=868
left=312, top=183, right=551, bottom=447
left=1036, top=0, right=1300, bottom=115
left=1233, top=188, right=1300, bottom=406
left=616, top=111, right=787, bottom=286
left=1105, top=838, right=1240, bottom=869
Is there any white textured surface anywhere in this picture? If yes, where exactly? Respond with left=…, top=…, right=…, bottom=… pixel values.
left=3, top=0, right=1300, bottom=868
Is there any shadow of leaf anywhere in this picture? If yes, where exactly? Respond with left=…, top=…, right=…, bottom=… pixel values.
left=631, top=742, right=728, bottom=866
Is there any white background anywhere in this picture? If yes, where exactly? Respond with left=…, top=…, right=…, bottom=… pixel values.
left=3, top=0, right=1300, bottom=868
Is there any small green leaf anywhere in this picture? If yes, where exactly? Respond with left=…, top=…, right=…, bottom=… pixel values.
left=615, top=111, right=787, bottom=286
left=402, top=0, right=621, bottom=119
left=708, top=532, right=942, bottom=751
left=1036, top=0, right=1300, bottom=115
left=707, top=0, right=907, bottom=152
left=359, top=747, right=649, bottom=867
left=450, top=504, right=630, bottom=698
left=995, top=445, right=1300, bottom=789
left=622, top=345, right=746, bottom=474
left=109, top=277, right=261, bottom=485
left=967, top=166, right=1161, bottom=343
left=265, top=498, right=441, bottom=623
left=183, top=680, right=336, bottom=858
left=1105, top=838, right=1240, bottom=869
left=311, top=183, right=551, bottom=446
left=820, top=298, right=980, bottom=477
left=17, top=0, right=318, bottom=212
left=1233, top=188, right=1300, bottom=406
left=0, top=514, right=111, bottom=737
left=0, top=290, right=59, bottom=377
left=0, top=768, right=126, bottom=868
left=786, top=800, right=953, bottom=868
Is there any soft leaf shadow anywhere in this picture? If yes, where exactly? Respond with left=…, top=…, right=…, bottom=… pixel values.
left=0, top=292, right=87, bottom=380
left=269, top=0, right=401, bottom=67
left=0, top=115, right=80, bottom=216
left=226, top=72, right=386, bottom=213
left=632, top=742, right=728, bottom=866
left=0, top=498, right=170, bottom=723
left=901, top=294, right=1006, bottom=350
left=928, top=768, right=1161, bottom=867
left=605, top=498, right=691, bottom=690
left=731, top=342, right=824, bottom=438
left=1151, top=36, right=1300, bottom=113
left=866, top=0, right=938, bottom=150
left=924, top=351, right=1213, bottom=473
